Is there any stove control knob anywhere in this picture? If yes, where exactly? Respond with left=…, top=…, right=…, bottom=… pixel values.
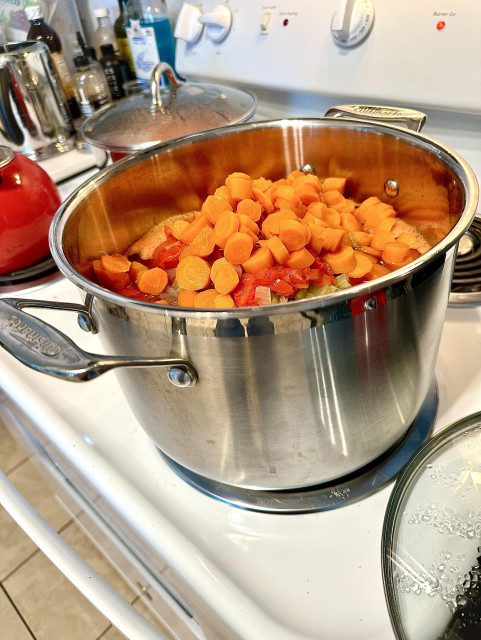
left=331, top=0, right=374, bottom=48
left=198, top=4, right=232, bottom=42
left=174, top=3, right=204, bottom=44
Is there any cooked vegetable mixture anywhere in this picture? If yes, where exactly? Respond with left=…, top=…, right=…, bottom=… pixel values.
left=84, top=170, right=430, bottom=308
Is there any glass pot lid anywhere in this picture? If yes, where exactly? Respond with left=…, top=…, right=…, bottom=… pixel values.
left=81, top=63, right=258, bottom=153
left=382, top=412, right=481, bottom=640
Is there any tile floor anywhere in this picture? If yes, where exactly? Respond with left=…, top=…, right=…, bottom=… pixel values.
left=0, top=417, right=179, bottom=640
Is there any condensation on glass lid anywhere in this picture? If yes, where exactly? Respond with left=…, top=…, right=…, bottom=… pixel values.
left=382, top=412, right=481, bottom=640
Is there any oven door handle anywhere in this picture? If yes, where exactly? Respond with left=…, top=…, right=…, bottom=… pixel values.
left=0, top=469, right=172, bottom=640
left=0, top=298, right=197, bottom=386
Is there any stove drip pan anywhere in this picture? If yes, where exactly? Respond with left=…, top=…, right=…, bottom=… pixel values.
left=159, top=379, right=438, bottom=514
left=0, top=255, right=61, bottom=296
left=449, top=216, right=481, bottom=306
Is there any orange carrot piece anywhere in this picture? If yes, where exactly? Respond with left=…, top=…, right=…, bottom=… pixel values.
left=252, top=186, right=275, bottom=214
left=193, top=289, right=219, bottom=308
left=170, top=219, right=191, bottom=240
left=213, top=211, right=239, bottom=249
left=242, top=246, right=275, bottom=273
left=284, top=247, right=315, bottom=269
left=201, top=195, right=233, bottom=225
left=224, top=232, right=254, bottom=264
left=340, top=212, right=362, bottom=232
left=175, top=256, right=211, bottom=291
left=347, top=252, right=374, bottom=279
left=322, top=177, right=346, bottom=194
left=100, top=253, right=131, bottom=273
left=93, top=260, right=130, bottom=291
left=261, top=209, right=298, bottom=238
left=382, top=241, right=410, bottom=265
left=189, top=225, right=216, bottom=257
left=323, top=245, right=356, bottom=274
left=211, top=261, right=240, bottom=295
left=225, top=173, right=253, bottom=203
left=137, top=267, right=168, bottom=295
left=279, top=219, right=310, bottom=251
left=214, top=294, right=235, bottom=308
left=179, top=214, right=210, bottom=245
left=237, top=214, right=259, bottom=236
left=177, top=289, right=198, bottom=307
left=129, top=260, right=148, bottom=283
left=265, top=236, right=289, bottom=264
left=236, top=199, right=262, bottom=222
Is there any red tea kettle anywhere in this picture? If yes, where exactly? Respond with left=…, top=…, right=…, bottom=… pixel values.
left=0, top=146, right=61, bottom=275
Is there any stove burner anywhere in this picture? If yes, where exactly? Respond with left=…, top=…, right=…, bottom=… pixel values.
left=0, top=255, right=61, bottom=294
left=159, top=379, right=438, bottom=514
left=449, top=216, right=481, bottom=306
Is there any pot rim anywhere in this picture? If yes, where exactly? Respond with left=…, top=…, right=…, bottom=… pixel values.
left=50, top=116, right=479, bottom=319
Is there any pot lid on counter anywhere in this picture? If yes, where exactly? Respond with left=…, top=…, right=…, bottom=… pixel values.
left=81, top=63, right=258, bottom=154
left=382, top=411, right=481, bottom=640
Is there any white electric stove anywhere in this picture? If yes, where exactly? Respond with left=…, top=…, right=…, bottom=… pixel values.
left=1, top=2, right=481, bottom=639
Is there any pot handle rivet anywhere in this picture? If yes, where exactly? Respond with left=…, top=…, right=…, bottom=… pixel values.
left=168, top=366, right=196, bottom=388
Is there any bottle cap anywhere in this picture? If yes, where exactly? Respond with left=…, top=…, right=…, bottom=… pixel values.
left=94, top=7, right=110, bottom=17
left=73, top=54, right=90, bottom=68
left=100, top=44, right=115, bottom=57
left=25, top=5, right=43, bottom=21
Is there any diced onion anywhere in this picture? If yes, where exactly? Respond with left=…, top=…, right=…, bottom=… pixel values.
left=255, top=286, right=272, bottom=306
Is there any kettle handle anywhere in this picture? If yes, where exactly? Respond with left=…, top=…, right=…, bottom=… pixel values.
left=0, top=298, right=197, bottom=387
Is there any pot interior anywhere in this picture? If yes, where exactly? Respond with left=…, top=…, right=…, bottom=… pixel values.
left=59, top=120, right=468, bottom=272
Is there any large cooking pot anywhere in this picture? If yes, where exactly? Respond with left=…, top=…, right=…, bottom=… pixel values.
left=0, top=106, right=477, bottom=491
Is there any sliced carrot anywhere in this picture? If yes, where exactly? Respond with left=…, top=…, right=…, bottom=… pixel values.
left=236, top=198, right=262, bottom=222
left=279, top=219, right=310, bottom=251
left=193, top=289, right=219, bottom=308
left=175, top=256, right=211, bottom=291
left=213, top=211, right=239, bottom=249
left=284, top=247, right=315, bottom=269
left=93, top=259, right=130, bottom=291
left=340, top=212, right=362, bottom=232
left=137, top=267, right=168, bottom=295
left=100, top=253, right=131, bottom=273
left=252, top=186, right=275, bottom=214
left=323, top=245, right=356, bottom=274
left=201, top=194, right=233, bottom=225
left=347, top=252, right=374, bottom=279
left=170, top=219, right=191, bottom=240
left=237, top=214, right=259, bottom=236
left=265, top=236, right=289, bottom=264
left=225, top=173, right=253, bottom=203
left=177, top=289, right=198, bottom=307
left=179, top=214, right=211, bottom=245
left=242, top=246, right=274, bottom=273
left=382, top=241, right=410, bottom=265
left=129, top=260, right=148, bottom=283
left=371, top=230, right=395, bottom=252
left=189, top=225, right=216, bottom=257
left=211, top=261, right=240, bottom=294
left=214, top=294, right=235, bottom=308
left=261, top=209, right=298, bottom=238
left=224, top=232, right=254, bottom=264
left=322, top=177, right=346, bottom=194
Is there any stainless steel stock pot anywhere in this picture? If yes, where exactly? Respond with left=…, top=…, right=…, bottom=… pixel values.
left=0, top=107, right=478, bottom=491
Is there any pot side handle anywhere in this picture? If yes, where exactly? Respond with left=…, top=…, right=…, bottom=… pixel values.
left=325, top=104, right=427, bottom=132
left=0, top=298, right=197, bottom=387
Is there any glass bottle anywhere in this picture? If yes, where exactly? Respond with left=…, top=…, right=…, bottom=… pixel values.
left=72, top=54, right=111, bottom=119
left=100, top=44, right=129, bottom=100
left=114, top=0, right=135, bottom=78
left=93, top=8, right=117, bottom=60
left=25, top=5, right=80, bottom=120
left=125, top=0, right=176, bottom=82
